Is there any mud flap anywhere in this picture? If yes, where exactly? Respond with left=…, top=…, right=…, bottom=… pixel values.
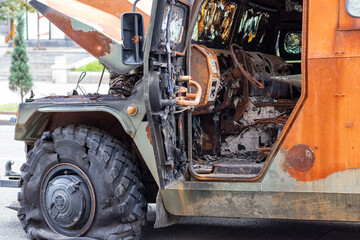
left=154, top=191, right=180, bottom=228
left=6, top=201, right=20, bottom=211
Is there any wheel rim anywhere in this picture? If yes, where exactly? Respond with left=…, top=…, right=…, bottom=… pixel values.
left=40, top=163, right=95, bottom=237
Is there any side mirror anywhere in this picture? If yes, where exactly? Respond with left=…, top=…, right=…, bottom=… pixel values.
left=121, top=12, right=145, bottom=65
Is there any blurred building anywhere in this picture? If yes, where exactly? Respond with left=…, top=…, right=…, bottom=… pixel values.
left=23, top=11, right=77, bottom=47
left=0, top=0, right=154, bottom=48
left=0, top=7, right=77, bottom=47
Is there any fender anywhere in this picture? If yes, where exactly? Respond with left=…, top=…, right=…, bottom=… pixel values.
left=15, top=87, right=160, bottom=186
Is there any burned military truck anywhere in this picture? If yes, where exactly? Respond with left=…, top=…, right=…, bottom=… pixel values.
left=7, top=0, right=360, bottom=239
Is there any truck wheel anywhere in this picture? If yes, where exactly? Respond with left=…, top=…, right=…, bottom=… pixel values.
left=17, top=125, right=147, bottom=240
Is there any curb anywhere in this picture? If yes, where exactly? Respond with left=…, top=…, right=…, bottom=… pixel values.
left=0, top=120, right=15, bottom=126
left=0, top=111, right=17, bottom=115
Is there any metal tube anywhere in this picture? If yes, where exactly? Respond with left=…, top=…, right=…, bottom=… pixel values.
left=97, top=66, right=106, bottom=93
left=132, top=0, right=141, bottom=63
left=270, top=74, right=302, bottom=88
left=134, top=14, right=139, bottom=63
left=0, top=179, right=21, bottom=188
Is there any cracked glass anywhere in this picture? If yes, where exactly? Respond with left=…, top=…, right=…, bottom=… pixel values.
left=284, top=32, right=302, bottom=55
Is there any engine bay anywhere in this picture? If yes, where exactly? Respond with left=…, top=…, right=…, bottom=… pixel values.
left=189, top=0, right=303, bottom=177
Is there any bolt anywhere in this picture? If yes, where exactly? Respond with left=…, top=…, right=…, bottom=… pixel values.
left=54, top=195, right=65, bottom=209
left=68, top=183, right=79, bottom=194
left=346, top=122, right=353, bottom=128
left=127, top=105, right=138, bottom=115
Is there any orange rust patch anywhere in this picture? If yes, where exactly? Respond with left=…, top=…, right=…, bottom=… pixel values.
left=40, top=0, right=122, bottom=40
left=146, top=124, right=152, bottom=145
left=280, top=155, right=289, bottom=173
left=127, top=105, right=137, bottom=115
left=286, top=144, right=315, bottom=173
left=44, top=10, right=112, bottom=58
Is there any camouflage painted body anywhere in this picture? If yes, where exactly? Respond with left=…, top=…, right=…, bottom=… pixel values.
left=15, top=0, right=360, bottom=225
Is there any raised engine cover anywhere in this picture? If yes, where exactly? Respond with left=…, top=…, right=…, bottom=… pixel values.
left=29, top=0, right=151, bottom=74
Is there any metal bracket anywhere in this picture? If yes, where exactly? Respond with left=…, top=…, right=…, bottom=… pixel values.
left=5, top=160, right=20, bottom=177
left=0, top=160, right=21, bottom=188
left=0, top=178, right=21, bottom=188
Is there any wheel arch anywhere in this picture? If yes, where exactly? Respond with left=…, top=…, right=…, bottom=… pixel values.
left=15, top=108, right=158, bottom=203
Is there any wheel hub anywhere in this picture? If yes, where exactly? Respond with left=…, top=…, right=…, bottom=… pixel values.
left=41, top=164, right=95, bottom=237
left=54, top=194, right=65, bottom=209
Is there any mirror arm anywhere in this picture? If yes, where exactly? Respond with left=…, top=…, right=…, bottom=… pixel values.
left=133, top=0, right=141, bottom=12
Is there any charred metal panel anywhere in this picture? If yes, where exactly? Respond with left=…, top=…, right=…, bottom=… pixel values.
left=191, top=45, right=220, bottom=112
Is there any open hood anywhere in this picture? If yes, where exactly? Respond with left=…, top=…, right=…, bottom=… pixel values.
left=29, top=0, right=150, bottom=74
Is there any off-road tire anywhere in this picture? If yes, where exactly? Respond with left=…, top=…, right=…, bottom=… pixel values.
left=17, top=125, right=147, bottom=240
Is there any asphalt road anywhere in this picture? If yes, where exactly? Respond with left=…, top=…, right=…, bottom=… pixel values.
left=1, top=124, right=360, bottom=240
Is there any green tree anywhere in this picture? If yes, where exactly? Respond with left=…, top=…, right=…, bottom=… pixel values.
left=0, top=0, right=34, bottom=21
left=0, top=0, right=36, bottom=46
left=9, top=12, right=33, bottom=102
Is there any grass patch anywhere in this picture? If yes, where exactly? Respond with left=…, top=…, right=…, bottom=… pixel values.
left=73, top=60, right=107, bottom=72
left=0, top=103, right=18, bottom=111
